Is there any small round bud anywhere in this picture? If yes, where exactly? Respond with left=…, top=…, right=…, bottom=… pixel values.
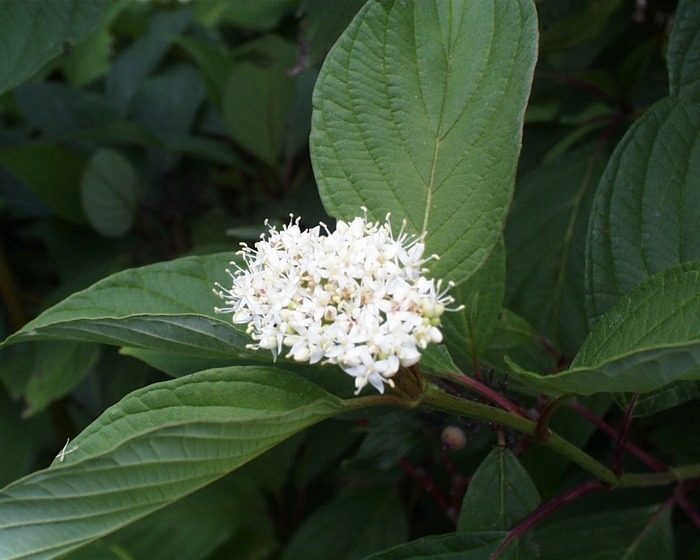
left=441, top=425, right=467, bottom=450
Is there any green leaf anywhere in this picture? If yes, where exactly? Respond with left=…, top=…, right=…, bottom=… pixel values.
left=67, top=480, right=242, bottom=560
left=364, top=531, right=520, bottom=560
left=75, top=119, right=160, bottom=147
left=458, top=448, right=540, bottom=533
left=161, top=134, right=249, bottom=169
left=222, top=35, right=298, bottom=165
left=535, top=505, right=674, bottom=560
left=537, top=0, right=623, bottom=53
left=106, top=7, right=192, bottom=112
left=584, top=96, right=700, bottom=414
left=194, top=0, right=296, bottom=32
left=0, top=254, right=257, bottom=360
left=23, top=341, right=101, bottom=418
left=311, top=0, right=538, bottom=287
left=442, top=239, right=505, bottom=371
left=487, top=309, right=538, bottom=350
left=296, top=419, right=363, bottom=485
left=280, top=486, right=408, bottom=560
left=0, top=367, right=349, bottom=560
left=0, top=386, right=33, bottom=488
left=59, top=1, right=126, bottom=88
left=174, top=36, right=233, bottom=110
left=506, top=144, right=608, bottom=355
left=0, top=144, right=88, bottom=225
left=586, top=97, right=700, bottom=327
left=296, top=0, right=366, bottom=72
left=648, top=422, right=700, bottom=465
left=121, top=347, right=240, bottom=378
left=0, top=0, right=106, bottom=96
left=131, top=64, right=206, bottom=138
left=351, top=411, right=422, bottom=470
left=419, top=344, right=461, bottom=378
left=510, top=260, right=700, bottom=396
left=14, top=83, right=121, bottom=141
left=80, top=149, right=139, bottom=237
left=668, top=0, right=700, bottom=101
left=614, top=380, right=700, bottom=418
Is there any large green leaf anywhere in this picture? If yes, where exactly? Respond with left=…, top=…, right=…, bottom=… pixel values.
left=14, top=83, right=121, bottom=141
left=222, top=35, right=298, bottom=165
left=0, top=144, right=88, bottom=225
left=0, top=387, right=33, bottom=489
left=22, top=340, right=101, bottom=418
left=131, top=63, right=206, bottom=138
left=296, top=0, right=366, bottom=72
left=64, top=480, right=243, bottom=560
left=668, top=0, right=700, bottom=102
left=537, top=0, right=623, bottom=54
left=487, top=308, right=538, bottom=351
left=441, top=239, right=505, bottom=371
left=59, top=2, right=125, bottom=88
left=105, top=7, right=192, bottom=113
left=0, top=367, right=349, bottom=560
left=351, top=411, right=422, bottom=471
left=586, top=97, right=700, bottom=326
left=0, top=254, right=257, bottom=360
left=364, top=532, right=522, bottom=560
left=280, top=486, right=408, bottom=560
left=80, top=148, right=139, bottom=237
left=311, top=0, right=537, bottom=287
left=510, top=260, right=700, bottom=396
left=458, top=448, right=540, bottom=533
left=506, top=143, right=607, bottom=355
left=194, top=0, right=295, bottom=32
left=535, top=505, right=674, bottom=560
left=584, top=97, right=700, bottom=412
left=614, top=380, right=700, bottom=418
left=174, top=36, right=233, bottom=110
left=0, top=0, right=106, bottom=96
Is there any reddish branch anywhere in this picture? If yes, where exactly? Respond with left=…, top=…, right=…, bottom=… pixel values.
left=441, top=370, right=528, bottom=419
left=612, top=393, right=640, bottom=476
left=675, top=480, right=700, bottom=530
left=567, top=400, right=667, bottom=472
left=399, top=458, right=458, bottom=525
left=490, top=480, right=609, bottom=559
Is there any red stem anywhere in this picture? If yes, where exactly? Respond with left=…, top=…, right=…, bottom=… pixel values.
left=675, top=480, right=700, bottom=529
left=536, top=71, right=619, bottom=102
left=490, top=480, right=609, bottom=559
left=537, top=336, right=562, bottom=365
left=441, top=370, right=528, bottom=418
left=568, top=400, right=667, bottom=473
left=613, top=393, right=640, bottom=476
left=440, top=445, right=470, bottom=516
left=399, top=459, right=457, bottom=524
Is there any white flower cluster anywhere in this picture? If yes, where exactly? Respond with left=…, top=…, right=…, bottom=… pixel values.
left=214, top=214, right=456, bottom=394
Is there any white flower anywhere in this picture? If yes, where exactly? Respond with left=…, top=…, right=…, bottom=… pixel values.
left=214, top=213, right=457, bottom=395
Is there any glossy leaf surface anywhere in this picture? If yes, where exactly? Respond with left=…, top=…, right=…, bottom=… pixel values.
left=0, top=0, right=105, bottom=96
left=1, top=254, right=257, bottom=360
left=311, top=0, right=537, bottom=287
left=512, top=260, right=700, bottom=396
left=0, top=367, right=348, bottom=560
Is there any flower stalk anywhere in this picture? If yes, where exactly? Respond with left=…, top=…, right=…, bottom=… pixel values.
left=415, top=380, right=700, bottom=489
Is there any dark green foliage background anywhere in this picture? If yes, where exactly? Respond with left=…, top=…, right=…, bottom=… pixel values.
left=0, top=1, right=698, bottom=559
